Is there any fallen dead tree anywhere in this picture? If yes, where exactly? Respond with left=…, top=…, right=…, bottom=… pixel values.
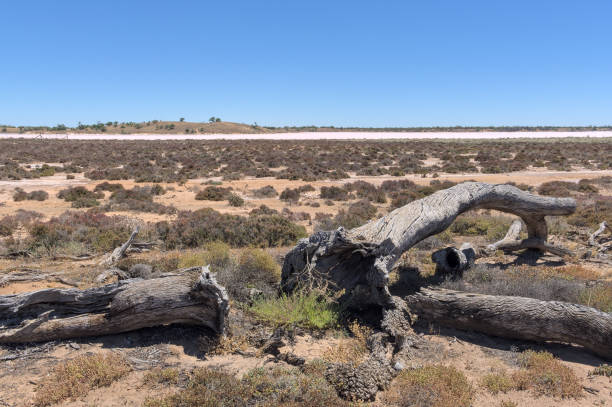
left=99, top=227, right=139, bottom=267
left=282, top=182, right=576, bottom=307
left=0, top=266, right=229, bottom=343
left=405, top=288, right=612, bottom=360
left=281, top=182, right=612, bottom=361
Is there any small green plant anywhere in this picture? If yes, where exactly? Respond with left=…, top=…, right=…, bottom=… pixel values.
left=250, top=292, right=340, bottom=329
left=591, top=364, right=612, bottom=378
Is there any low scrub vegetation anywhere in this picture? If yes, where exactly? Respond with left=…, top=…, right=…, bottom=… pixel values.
left=34, top=352, right=131, bottom=407
left=513, top=350, right=582, bottom=398
left=13, top=188, right=48, bottom=201
left=57, top=186, right=103, bottom=208
left=144, top=364, right=348, bottom=407
left=195, top=186, right=232, bottom=201
left=380, top=364, right=474, bottom=407
left=250, top=292, right=340, bottom=329
left=441, top=263, right=612, bottom=312
left=158, top=208, right=306, bottom=249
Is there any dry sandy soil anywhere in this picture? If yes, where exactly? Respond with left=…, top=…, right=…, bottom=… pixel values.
left=0, top=161, right=611, bottom=406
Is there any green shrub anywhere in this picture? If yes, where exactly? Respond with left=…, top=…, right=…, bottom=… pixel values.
left=250, top=292, right=340, bottom=329
left=228, top=193, right=244, bottom=207
left=237, top=247, right=280, bottom=286
left=13, top=188, right=48, bottom=201
left=195, top=186, right=232, bottom=201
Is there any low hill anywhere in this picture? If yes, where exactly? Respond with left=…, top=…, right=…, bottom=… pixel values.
left=1, top=121, right=611, bottom=135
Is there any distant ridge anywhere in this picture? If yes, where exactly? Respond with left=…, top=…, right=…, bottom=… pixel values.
left=1, top=120, right=611, bottom=135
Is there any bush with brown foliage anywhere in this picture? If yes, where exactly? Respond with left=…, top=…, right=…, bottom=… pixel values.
left=157, top=208, right=306, bottom=249
left=195, top=186, right=233, bottom=201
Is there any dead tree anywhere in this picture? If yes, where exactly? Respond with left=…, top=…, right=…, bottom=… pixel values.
left=99, top=227, right=139, bottom=267
left=406, top=288, right=612, bottom=360
left=281, top=182, right=612, bottom=360
left=0, top=266, right=229, bottom=343
left=282, top=182, right=576, bottom=307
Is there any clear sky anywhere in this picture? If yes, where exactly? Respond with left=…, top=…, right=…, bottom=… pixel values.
left=1, top=1, right=611, bottom=127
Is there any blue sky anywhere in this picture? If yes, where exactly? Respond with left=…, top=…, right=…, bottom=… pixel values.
left=1, top=1, right=611, bottom=127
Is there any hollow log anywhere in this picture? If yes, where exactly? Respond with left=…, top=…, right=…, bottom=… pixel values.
left=282, top=182, right=576, bottom=307
left=0, top=266, right=229, bottom=343
left=431, top=243, right=476, bottom=276
left=405, top=287, right=612, bottom=360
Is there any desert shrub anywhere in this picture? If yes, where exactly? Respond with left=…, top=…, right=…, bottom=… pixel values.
left=343, top=180, right=386, bottom=203
left=298, top=184, right=315, bottom=193
left=322, top=321, right=371, bottom=366
left=250, top=292, right=340, bottom=329
left=13, top=188, right=48, bottom=201
left=94, top=182, right=125, bottom=192
left=320, top=186, right=350, bottom=201
left=567, top=195, right=612, bottom=228
left=249, top=205, right=279, bottom=216
left=280, top=187, right=301, bottom=202
left=228, top=193, right=244, bottom=207
left=0, top=215, right=18, bottom=236
left=28, top=190, right=49, bottom=201
left=331, top=200, right=377, bottom=229
left=282, top=208, right=311, bottom=222
left=33, top=353, right=131, bottom=407
left=196, top=186, right=232, bottom=201
left=513, top=350, right=582, bottom=398
left=142, top=367, right=179, bottom=386
left=237, top=247, right=281, bottom=286
left=66, top=174, right=75, bottom=179
left=481, top=371, right=515, bottom=394
left=58, top=186, right=103, bottom=202
left=579, top=284, right=612, bottom=312
left=442, top=264, right=612, bottom=312
left=380, top=364, right=474, bottom=407
left=27, top=211, right=135, bottom=254
left=105, top=186, right=175, bottom=214
left=158, top=208, right=306, bottom=249
left=591, top=364, right=612, bottom=378
left=252, top=185, right=278, bottom=198
left=450, top=213, right=512, bottom=240
left=12, top=188, right=28, bottom=201
left=144, top=365, right=347, bottom=407
left=143, top=367, right=249, bottom=407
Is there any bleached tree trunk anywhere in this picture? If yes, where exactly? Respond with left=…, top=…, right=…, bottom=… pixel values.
left=282, top=182, right=576, bottom=307
left=406, top=288, right=612, bottom=360
left=99, top=227, right=139, bottom=267
left=0, top=267, right=229, bottom=343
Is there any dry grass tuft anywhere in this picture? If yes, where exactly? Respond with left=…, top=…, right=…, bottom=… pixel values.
left=481, top=370, right=515, bottom=394
left=322, top=321, right=371, bottom=366
left=512, top=350, right=582, bottom=398
left=34, top=352, right=131, bottom=406
left=142, top=367, right=180, bottom=386
left=380, top=364, right=474, bottom=407
left=590, top=364, right=612, bottom=378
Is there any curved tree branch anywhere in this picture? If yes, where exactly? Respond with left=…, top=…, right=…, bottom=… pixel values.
left=282, top=182, right=576, bottom=307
